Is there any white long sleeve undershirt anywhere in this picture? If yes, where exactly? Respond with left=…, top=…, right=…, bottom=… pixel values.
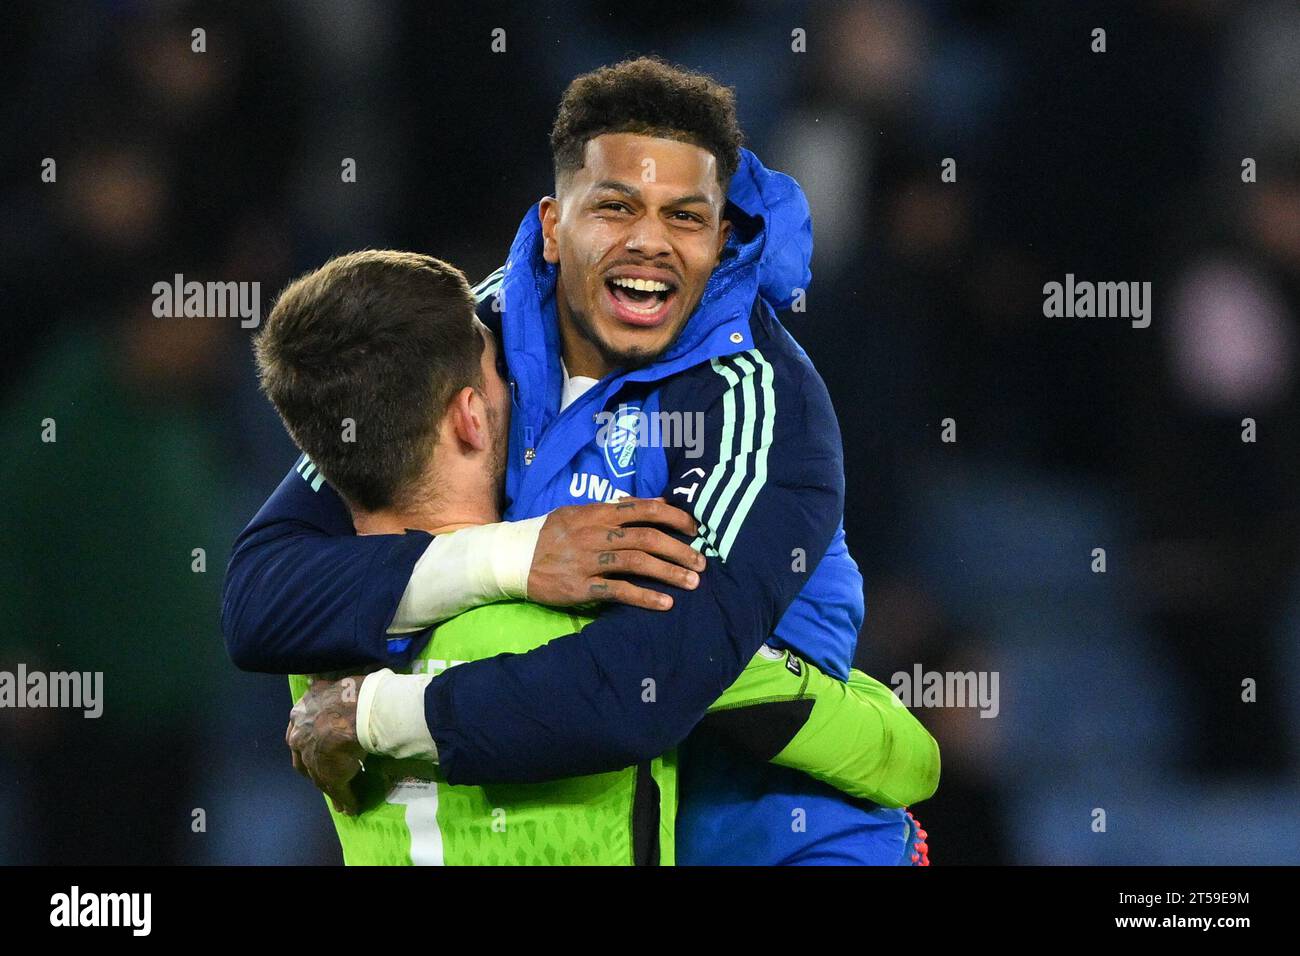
left=386, top=515, right=547, bottom=634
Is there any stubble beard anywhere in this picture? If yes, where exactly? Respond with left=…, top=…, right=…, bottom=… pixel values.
left=565, top=295, right=682, bottom=374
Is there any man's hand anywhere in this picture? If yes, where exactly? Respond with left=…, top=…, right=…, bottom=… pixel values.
left=287, top=675, right=368, bottom=815
left=529, top=498, right=707, bottom=611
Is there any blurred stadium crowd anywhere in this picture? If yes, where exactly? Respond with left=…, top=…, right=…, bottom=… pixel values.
left=2, top=0, right=1298, bottom=864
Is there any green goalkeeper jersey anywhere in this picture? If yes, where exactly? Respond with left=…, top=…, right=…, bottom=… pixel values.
left=290, top=602, right=940, bottom=866
left=290, top=601, right=675, bottom=865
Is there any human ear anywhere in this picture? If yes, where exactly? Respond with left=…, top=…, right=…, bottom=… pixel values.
left=716, top=217, right=732, bottom=262
left=449, top=386, right=490, bottom=452
left=539, top=197, right=561, bottom=265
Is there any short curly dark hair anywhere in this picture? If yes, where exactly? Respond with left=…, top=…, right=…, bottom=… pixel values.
left=550, top=56, right=743, bottom=189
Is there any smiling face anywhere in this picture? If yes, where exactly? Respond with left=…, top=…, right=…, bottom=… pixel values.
left=539, top=132, right=732, bottom=378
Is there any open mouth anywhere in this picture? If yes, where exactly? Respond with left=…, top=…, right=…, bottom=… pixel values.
left=604, top=275, right=678, bottom=326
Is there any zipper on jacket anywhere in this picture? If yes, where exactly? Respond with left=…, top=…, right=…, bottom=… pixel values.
left=510, top=380, right=537, bottom=466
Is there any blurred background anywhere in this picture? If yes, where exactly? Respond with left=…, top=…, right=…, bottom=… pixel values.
left=2, top=0, right=1298, bottom=864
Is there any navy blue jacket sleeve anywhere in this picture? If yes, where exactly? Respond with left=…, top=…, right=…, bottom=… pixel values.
left=221, top=456, right=431, bottom=673
left=426, top=329, right=847, bottom=784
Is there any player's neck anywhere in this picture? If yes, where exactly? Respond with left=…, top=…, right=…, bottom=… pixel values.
left=351, top=469, right=501, bottom=537
left=353, top=508, right=498, bottom=537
